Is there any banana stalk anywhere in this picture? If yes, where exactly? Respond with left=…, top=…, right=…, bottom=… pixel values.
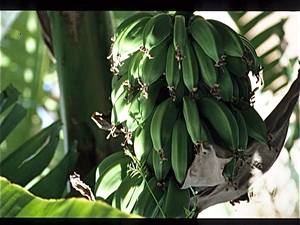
left=50, top=12, right=122, bottom=182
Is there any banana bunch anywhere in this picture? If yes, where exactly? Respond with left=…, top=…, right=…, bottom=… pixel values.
left=95, top=11, right=270, bottom=218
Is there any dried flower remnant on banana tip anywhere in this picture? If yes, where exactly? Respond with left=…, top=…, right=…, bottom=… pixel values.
left=69, top=172, right=96, bottom=201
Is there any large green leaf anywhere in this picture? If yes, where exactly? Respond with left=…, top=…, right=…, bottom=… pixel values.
left=0, top=176, right=141, bottom=218
left=0, top=120, right=61, bottom=186
left=29, top=151, right=79, bottom=199
left=0, top=103, right=27, bottom=144
left=0, top=84, right=20, bottom=113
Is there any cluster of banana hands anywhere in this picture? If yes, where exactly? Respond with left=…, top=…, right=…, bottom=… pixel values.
left=90, top=11, right=293, bottom=218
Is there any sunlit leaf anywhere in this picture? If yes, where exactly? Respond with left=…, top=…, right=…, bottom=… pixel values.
left=0, top=176, right=141, bottom=218
left=0, top=120, right=61, bottom=186
left=29, top=152, right=79, bottom=199
left=0, top=103, right=27, bottom=144
left=0, top=83, right=20, bottom=113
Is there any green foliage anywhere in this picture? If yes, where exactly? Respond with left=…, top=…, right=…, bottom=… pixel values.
left=0, top=84, right=78, bottom=199
left=0, top=176, right=140, bottom=218
left=0, top=11, right=56, bottom=155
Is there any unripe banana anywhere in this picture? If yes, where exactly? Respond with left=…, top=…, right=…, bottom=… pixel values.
left=239, top=34, right=261, bottom=75
left=197, top=96, right=239, bottom=151
left=208, top=19, right=244, bottom=57
left=94, top=152, right=132, bottom=200
left=225, top=55, right=248, bottom=78
left=127, top=90, right=142, bottom=131
left=112, top=174, right=146, bottom=213
left=111, top=75, right=128, bottom=105
left=152, top=142, right=172, bottom=181
left=231, top=74, right=252, bottom=102
left=139, top=78, right=167, bottom=123
left=189, top=17, right=223, bottom=63
left=183, top=95, right=206, bottom=144
left=231, top=106, right=248, bottom=153
left=113, top=16, right=151, bottom=62
left=132, top=176, right=164, bottom=217
left=111, top=88, right=131, bottom=125
left=231, top=74, right=240, bottom=105
left=134, top=110, right=154, bottom=161
left=191, top=40, right=218, bottom=88
left=182, top=41, right=199, bottom=92
left=141, top=35, right=172, bottom=86
left=128, top=50, right=144, bottom=87
left=150, top=98, right=178, bottom=152
left=171, top=116, right=189, bottom=184
left=114, top=11, right=158, bottom=39
left=173, top=15, right=187, bottom=56
left=222, top=156, right=236, bottom=181
left=142, top=13, right=173, bottom=51
left=237, top=100, right=268, bottom=144
left=160, top=176, right=190, bottom=218
left=217, top=66, right=234, bottom=102
left=166, top=43, right=180, bottom=89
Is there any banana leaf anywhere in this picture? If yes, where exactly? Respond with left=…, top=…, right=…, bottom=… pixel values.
left=0, top=176, right=140, bottom=218
left=29, top=151, right=79, bottom=199
left=0, top=84, right=20, bottom=113
left=0, top=120, right=61, bottom=186
left=0, top=103, right=27, bottom=144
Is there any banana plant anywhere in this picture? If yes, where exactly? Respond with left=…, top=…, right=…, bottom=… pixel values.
left=0, top=10, right=299, bottom=218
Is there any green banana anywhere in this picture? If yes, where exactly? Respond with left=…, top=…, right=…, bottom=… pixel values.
left=142, top=13, right=173, bottom=51
left=239, top=34, right=261, bottom=75
left=111, top=88, right=131, bottom=126
left=191, top=40, right=218, bottom=88
left=182, top=41, right=199, bottom=92
left=173, top=15, right=187, bottom=57
left=132, top=176, right=165, bottom=217
left=150, top=97, right=178, bottom=152
left=189, top=17, right=223, bottom=63
left=133, top=110, right=154, bottom=161
left=114, top=11, right=158, bottom=39
left=231, top=74, right=252, bottom=102
left=208, top=19, right=244, bottom=57
left=197, top=96, right=239, bottom=151
left=126, top=90, right=142, bottom=131
left=128, top=50, right=144, bottom=88
left=199, top=119, right=214, bottom=143
left=140, top=35, right=172, bottom=86
left=231, top=73, right=240, bottom=105
left=113, top=16, right=151, bottom=63
left=171, top=116, right=189, bottom=184
left=160, top=176, right=190, bottom=218
left=139, top=78, right=166, bottom=123
left=94, top=151, right=132, bottom=200
left=152, top=143, right=172, bottom=182
left=217, top=66, right=234, bottom=102
left=225, top=55, right=248, bottom=78
left=110, top=74, right=127, bottom=105
left=237, top=100, right=268, bottom=144
left=231, top=106, right=248, bottom=153
left=222, top=156, right=236, bottom=181
left=112, top=174, right=146, bottom=213
left=166, top=42, right=180, bottom=90
left=183, top=95, right=207, bottom=144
